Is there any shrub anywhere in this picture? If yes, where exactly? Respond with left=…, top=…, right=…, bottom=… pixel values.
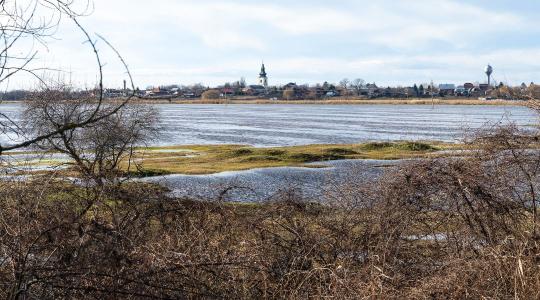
left=201, top=89, right=221, bottom=99
left=360, top=142, right=394, bottom=150
left=231, top=148, right=254, bottom=156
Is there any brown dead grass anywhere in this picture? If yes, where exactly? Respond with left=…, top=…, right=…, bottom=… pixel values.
left=136, top=98, right=524, bottom=106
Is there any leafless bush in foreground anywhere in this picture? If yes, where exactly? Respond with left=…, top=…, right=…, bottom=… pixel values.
left=23, top=89, right=159, bottom=186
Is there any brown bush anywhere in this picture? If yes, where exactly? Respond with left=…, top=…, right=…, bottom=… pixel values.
left=201, top=89, right=221, bottom=100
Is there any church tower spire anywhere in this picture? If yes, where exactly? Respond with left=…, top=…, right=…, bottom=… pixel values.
left=259, top=62, right=268, bottom=88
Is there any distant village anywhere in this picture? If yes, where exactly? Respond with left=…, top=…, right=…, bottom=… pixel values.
left=2, top=64, right=539, bottom=101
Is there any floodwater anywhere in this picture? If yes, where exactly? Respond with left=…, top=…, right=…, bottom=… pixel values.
left=1, top=102, right=537, bottom=147
left=1, top=102, right=537, bottom=202
left=155, top=104, right=536, bottom=146
left=141, top=160, right=397, bottom=202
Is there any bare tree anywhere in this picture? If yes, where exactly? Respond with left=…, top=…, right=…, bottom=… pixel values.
left=23, top=88, right=159, bottom=186
left=351, top=78, right=365, bottom=96
left=339, top=78, right=350, bottom=97
left=0, top=0, right=135, bottom=155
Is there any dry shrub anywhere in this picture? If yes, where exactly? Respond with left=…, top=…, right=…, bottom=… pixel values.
left=2, top=124, right=540, bottom=298
left=369, top=124, right=540, bottom=298
left=201, top=89, right=221, bottom=100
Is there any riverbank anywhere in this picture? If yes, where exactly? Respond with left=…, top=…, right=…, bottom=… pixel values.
left=137, top=98, right=526, bottom=106
left=2, top=98, right=527, bottom=106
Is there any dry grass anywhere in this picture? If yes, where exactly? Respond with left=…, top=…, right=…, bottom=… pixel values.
left=3, top=128, right=540, bottom=299
left=3, top=97, right=528, bottom=106
left=2, top=126, right=540, bottom=298
left=135, top=98, right=525, bottom=106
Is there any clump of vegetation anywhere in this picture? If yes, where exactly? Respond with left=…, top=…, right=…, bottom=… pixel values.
left=287, top=152, right=345, bottom=162
left=201, top=89, right=221, bottom=100
left=360, top=141, right=395, bottom=150
left=395, top=141, right=438, bottom=151
left=230, top=148, right=254, bottom=156
left=128, top=168, right=172, bottom=177
left=239, top=155, right=283, bottom=162
left=262, top=149, right=287, bottom=156
left=360, top=141, right=437, bottom=152
left=324, top=147, right=358, bottom=155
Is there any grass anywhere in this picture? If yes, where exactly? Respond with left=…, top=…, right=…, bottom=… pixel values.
left=127, top=141, right=455, bottom=175
left=4, top=141, right=461, bottom=176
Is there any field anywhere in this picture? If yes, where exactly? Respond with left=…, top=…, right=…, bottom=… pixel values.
left=128, top=141, right=455, bottom=175
left=4, top=141, right=459, bottom=176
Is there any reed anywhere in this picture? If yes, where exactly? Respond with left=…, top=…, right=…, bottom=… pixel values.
left=135, top=98, right=525, bottom=106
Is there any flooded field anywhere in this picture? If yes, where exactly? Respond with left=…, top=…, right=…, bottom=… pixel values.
left=2, top=103, right=537, bottom=201
left=1, top=103, right=537, bottom=147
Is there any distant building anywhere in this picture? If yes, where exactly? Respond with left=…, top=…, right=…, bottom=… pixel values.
left=455, top=86, right=468, bottom=96
left=479, top=84, right=490, bottom=91
left=326, top=90, right=339, bottom=97
left=438, top=84, right=456, bottom=96
left=243, top=85, right=267, bottom=96
left=220, top=88, right=235, bottom=97
left=259, top=63, right=268, bottom=88
left=104, top=89, right=125, bottom=98
left=464, top=83, right=474, bottom=90
left=280, top=83, right=312, bottom=99
left=363, top=83, right=380, bottom=97
left=283, top=82, right=297, bottom=89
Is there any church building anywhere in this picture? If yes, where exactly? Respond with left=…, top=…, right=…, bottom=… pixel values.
left=259, top=63, right=268, bottom=88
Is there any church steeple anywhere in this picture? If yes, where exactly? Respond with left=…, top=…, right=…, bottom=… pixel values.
left=259, top=63, right=267, bottom=77
left=258, top=62, right=268, bottom=88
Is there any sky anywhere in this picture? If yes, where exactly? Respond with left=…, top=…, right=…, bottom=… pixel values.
left=8, top=0, right=540, bottom=89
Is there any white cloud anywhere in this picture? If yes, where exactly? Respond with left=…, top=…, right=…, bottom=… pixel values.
left=1, top=0, right=539, bottom=89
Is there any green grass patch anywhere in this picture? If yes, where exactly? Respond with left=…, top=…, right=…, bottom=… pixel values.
left=126, top=141, right=450, bottom=175
left=239, top=155, right=284, bottom=162
left=262, top=149, right=287, bottom=156
left=360, top=142, right=395, bottom=151
left=287, top=153, right=346, bottom=162
left=324, top=148, right=359, bottom=155
left=360, top=141, right=438, bottom=152
left=231, top=148, right=254, bottom=156
left=10, top=141, right=453, bottom=176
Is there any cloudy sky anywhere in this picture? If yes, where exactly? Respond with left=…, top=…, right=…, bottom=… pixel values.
left=14, top=0, right=540, bottom=89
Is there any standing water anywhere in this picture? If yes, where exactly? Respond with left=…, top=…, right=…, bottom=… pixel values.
left=1, top=103, right=537, bottom=147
